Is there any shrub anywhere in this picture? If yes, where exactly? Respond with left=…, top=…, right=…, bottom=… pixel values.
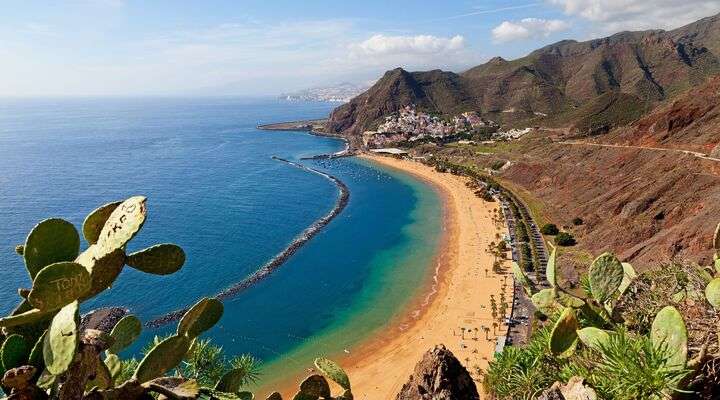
left=572, top=217, right=584, bottom=226
left=555, top=232, right=576, bottom=246
left=540, top=223, right=559, bottom=235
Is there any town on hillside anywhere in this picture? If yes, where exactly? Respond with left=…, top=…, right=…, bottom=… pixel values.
left=361, top=105, right=532, bottom=148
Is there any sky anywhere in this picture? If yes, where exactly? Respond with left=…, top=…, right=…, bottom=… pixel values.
left=1, top=0, right=720, bottom=96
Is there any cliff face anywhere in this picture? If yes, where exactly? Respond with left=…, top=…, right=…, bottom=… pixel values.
left=327, top=13, right=720, bottom=138
left=395, top=345, right=479, bottom=400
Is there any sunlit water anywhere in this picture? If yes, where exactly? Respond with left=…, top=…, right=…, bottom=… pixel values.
left=0, top=97, right=441, bottom=388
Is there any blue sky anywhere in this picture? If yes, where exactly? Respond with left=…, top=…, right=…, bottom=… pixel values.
left=2, top=0, right=719, bottom=96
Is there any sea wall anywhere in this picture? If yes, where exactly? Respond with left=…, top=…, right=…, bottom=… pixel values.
left=146, top=156, right=350, bottom=328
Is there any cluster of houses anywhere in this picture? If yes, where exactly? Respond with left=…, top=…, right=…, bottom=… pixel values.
left=362, top=105, right=498, bottom=148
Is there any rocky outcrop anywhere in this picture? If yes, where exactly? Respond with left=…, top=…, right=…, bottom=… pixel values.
left=395, top=345, right=478, bottom=400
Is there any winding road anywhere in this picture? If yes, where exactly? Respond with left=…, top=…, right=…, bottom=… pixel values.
left=558, top=141, right=720, bottom=163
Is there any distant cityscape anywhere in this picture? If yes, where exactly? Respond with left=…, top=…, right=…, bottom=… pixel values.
left=281, top=82, right=370, bottom=103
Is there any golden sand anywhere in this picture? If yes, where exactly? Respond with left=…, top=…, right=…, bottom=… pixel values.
left=335, top=154, right=513, bottom=399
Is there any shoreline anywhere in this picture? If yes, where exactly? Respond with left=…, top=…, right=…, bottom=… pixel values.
left=274, top=154, right=512, bottom=399
left=144, top=156, right=350, bottom=328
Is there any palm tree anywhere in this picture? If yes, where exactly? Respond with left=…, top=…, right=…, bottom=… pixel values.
left=492, top=322, right=498, bottom=335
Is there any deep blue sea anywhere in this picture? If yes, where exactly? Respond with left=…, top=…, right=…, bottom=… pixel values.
left=0, top=97, right=441, bottom=387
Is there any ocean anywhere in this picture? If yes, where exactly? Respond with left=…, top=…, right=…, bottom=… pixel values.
left=0, top=97, right=441, bottom=388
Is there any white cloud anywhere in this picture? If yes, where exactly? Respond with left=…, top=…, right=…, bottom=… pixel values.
left=351, top=34, right=465, bottom=56
left=492, top=18, right=571, bottom=42
left=548, top=0, right=720, bottom=32
left=344, top=34, right=479, bottom=74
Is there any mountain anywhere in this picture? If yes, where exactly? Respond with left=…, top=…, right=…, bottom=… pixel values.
left=281, top=82, right=370, bottom=103
left=326, top=13, right=720, bottom=138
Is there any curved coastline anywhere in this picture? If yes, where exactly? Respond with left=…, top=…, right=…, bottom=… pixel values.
left=145, top=156, right=350, bottom=328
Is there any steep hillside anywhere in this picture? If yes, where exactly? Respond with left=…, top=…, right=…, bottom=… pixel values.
left=327, top=13, right=720, bottom=138
left=423, top=75, right=720, bottom=268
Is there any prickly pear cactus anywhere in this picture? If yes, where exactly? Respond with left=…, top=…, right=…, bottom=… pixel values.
left=107, top=315, right=142, bottom=354
left=104, top=353, right=122, bottom=382
left=651, top=306, right=688, bottom=369
left=126, top=243, right=186, bottom=275
left=531, top=289, right=559, bottom=316
left=588, top=253, right=624, bottom=303
left=133, top=334, right=192, bottom=383
left=549, top=307, right=578, bottom=357
left=546, top=247, right=557, bottom=288
left=555, top=291, right=585, bottom=308
left=28, top=261, right=91, bottom=311
left=705, top=277, right=720, bottom=309
left=43, top=301, right=80, bottom=375
left=313, top=358, right=350, bottom=390
left=82, top=201, right=122, bottom=245
left=512, top=261, right=534, bottom=295
left=177, top=297, right=224, bottom=339
left=576, top=327, right=611, bottom=351
left=617, top=262, right=637, bottom=297
left=1, top=334, right=30, bottom=374
left=23, top=218, right=80, bottom=279
left=76, top=246, right=126, bottom=301
left=96, top=196, right=147, bottom=256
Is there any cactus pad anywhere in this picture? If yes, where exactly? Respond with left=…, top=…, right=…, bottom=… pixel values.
left=145, top=377, right=200, bottom=399
left=298, top=374, right=331, bottom=398
left=714, top=222, right=720, bottom=250
left=512, top=261, right=534, bottom=295
left=104, top=353, right=122, bottom=382
left=576, top=327, right=611, bottom=351
left=107, top=315, right=142, bottom=354
left=28, top=331, right=46, bottom=371
left=546, top=247, right=557, bottom=288
left=23, top=218, right=80, bottom=279
left=588, top=253, right=624, bottom=303
left=127, top=243, right=186, bottom=275
left=266, top=392, right=282, bottom=400
left=96, top=196, right=147, bottom=255
left=705, top=278, right=720, bottom=309
left=75, top=245, right=127, bottom=301
left=1, top=334, right=30, bottom=372
left=133, top=334, right=191, bottom=383
left=556, top=291, right=585, bottom=308
left=617, top=262, right=637, bottom=297
left=531, top=289, right=559, bottom=316
left=313, top=358, right=350, bottom=390
left=28, top=261, right=91, bottom=311
left=43, top=301, right=80, bottom=375
left=651, top=306, right=688, bottom=369
left=549, top=307, right=578, bottom=356
left=0, top=307, right=49, bottom=328
left=82, top=201, right=122, bottom=245
left=177, top=297, right=224, bottom=339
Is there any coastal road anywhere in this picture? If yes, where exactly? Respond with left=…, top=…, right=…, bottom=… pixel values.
left=557, top=141, right=720, bottom=162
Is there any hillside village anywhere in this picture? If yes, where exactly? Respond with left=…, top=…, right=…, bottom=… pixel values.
left=361, top=105, right=499, bottom=148
left=361, top=105, right=536, bottom=148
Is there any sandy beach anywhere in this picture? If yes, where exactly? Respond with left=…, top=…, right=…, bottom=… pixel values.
left=335, top=154, right=513, bottom=399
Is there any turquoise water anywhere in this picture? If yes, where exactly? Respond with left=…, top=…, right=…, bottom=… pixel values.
left=0, top=97, right=441, bottom=384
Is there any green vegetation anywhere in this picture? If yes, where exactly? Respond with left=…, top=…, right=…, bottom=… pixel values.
left=555, top=232, right=576, bottom=246
left=572, top=217, right=584, bottom=226
left=484, top=224, right=720, bottom=399
left=540, top=223, right=559, bottom=235
left=0, top=197, right=353, bottom=400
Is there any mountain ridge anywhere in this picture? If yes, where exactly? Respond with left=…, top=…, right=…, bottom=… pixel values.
left=326, top=13, right=720, bottom=139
